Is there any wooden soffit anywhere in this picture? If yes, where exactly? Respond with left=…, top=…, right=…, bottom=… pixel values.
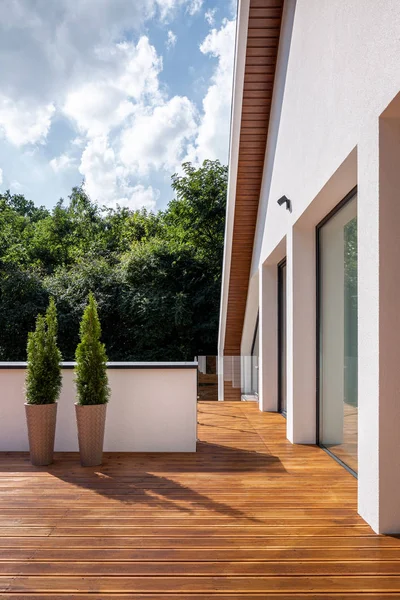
left=224, top=0, right=284, bottom=356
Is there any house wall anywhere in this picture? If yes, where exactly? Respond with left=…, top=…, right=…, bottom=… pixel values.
left=251, top=0, right=400, bottom=274
left=0, top=364, right=197, bottom=452
left=231, top=0, right=400, bottom=533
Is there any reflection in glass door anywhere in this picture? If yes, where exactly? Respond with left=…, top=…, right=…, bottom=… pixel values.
left=251, top=318, right=259, bottom=395
left=318, top=190, right=358, bottom=474
left=278, top=260, right=287, bottom=416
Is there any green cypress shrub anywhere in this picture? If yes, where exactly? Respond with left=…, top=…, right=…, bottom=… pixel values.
left=75, top=292, right=110, bottom=405
left=26, top=298, right=62, bottom=404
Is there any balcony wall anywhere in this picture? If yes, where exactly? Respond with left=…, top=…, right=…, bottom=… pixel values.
left=0, top=362, right=197, bottom=452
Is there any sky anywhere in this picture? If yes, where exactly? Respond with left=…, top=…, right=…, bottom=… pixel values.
left=0, top=0, right=236, bottom=211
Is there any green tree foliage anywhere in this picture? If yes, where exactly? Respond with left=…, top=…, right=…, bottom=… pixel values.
left=0, top=160, right=227, bottom=361
left=120, top=239, right=218, bottom=359
left=75, top=293, right=110, bottom=405
left=26, top=298, right=62, bottom=405
left=0, top=265, right=48, bottom=360
left=167, top=160, right=227, bottom=270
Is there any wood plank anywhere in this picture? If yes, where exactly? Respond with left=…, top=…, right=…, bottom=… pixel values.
left=0, top=402, right=399, bottom=597
left=2, top=595, right=400, bottom=600
left=6, top=575, right=400, bottom=593
left=249, top=7, right=284, bottom=18
left=3, top=560, right=400, bottom=576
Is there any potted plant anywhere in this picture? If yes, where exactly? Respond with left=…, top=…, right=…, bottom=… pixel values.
left=25, top=298, right=62, bottom=466
left=75, top=292, right=110, bottom=467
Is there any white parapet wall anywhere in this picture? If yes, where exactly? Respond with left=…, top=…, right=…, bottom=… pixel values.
left=0, top=362, right=198, bottom=452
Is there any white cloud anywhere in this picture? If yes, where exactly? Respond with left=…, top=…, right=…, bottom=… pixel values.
left=65, top=31, right=198, bottom=207
left=0, top=0, right=235, bottom=210
left=0, top=0, right=193, bottom=103
left=156, top=0, right=201, bottom=20
left=0, top=1, right=189, bottom=138
left=71, top=137, right=85, bottom=147
left=0, top=97, right=55, bottom=146
left=0, top=167, right=2, bottom=186
left=187, top=0, right=203, bottom=15
left=205, top=8, right=216, bottom=26
left=155, top=0, right=182, bottom=20
left=80, top=136, right=119, bottom=204
left=186, top=18, right=235, bottom=164
left=60, top=27, right=197, bottom=209
left=64, top=84, right=133, bottom=138
left=63, top=38, right=162, bottom=137
left=229, top=0, right=238, bottom=17
left=49, top=154, right=75, bottom=173
left=166, top=30, right=177, bottom=50
left=10, top=180, right=24, bottom=192
left=79, top=136, right=158, bottom=210
left=120, top=96, right=198, bottom=175
left=108, top=184, right=159, bottom=210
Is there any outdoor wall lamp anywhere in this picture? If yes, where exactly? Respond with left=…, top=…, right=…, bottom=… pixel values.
left=277, top=195, right=292, bottom=212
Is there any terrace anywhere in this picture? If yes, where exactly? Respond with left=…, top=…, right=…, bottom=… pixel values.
left=0, top=401, right=399, bottom=598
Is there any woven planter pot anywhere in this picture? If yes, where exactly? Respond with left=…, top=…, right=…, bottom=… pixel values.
left=75, top=403, right=107, bottom=467
left=25, top=403, right=57, bottom=466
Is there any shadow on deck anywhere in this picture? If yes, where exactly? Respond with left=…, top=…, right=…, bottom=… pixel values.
left=0, top=401, right=399, bottom=598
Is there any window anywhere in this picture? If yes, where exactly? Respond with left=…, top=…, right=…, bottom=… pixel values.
left=251, top=318, right=259, bottom=395
left=278, top=260, right=287, bottom=415
left=318, top=190, right=358, bottom=474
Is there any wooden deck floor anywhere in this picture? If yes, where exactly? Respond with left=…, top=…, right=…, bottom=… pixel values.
left=0, top=401, right=399, bottom=599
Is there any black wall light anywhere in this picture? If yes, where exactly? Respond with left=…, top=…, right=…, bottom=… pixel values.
left=277, top=195, right=292, bottom=212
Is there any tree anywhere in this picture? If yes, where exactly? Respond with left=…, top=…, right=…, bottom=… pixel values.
left=26, top=298, right=62, bottom=405
left=120, top=240, right=196, bottom=359
left=0, top=160, right=227, bottom=361
left=0, top=264, right=48, bottom=360
left=166, top=160, right=227, bottom=271
left=45, top=258, right=121, bottom=360
left=1, top=190, right=49, bottom=222
left=75, top=293, right=110, bottom=405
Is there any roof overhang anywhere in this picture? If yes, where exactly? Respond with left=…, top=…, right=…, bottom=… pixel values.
left=219, top=0, right=284, bottom=356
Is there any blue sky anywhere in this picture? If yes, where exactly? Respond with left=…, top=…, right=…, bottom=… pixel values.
left=0, top=0, right=236, bottom=211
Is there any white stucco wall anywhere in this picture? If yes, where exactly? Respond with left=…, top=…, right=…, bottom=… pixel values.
left=0, top=364, right=197, bottom=452
left=251, top=0, right=400, bottom=276
left=221, top=1, right=400, bottom=533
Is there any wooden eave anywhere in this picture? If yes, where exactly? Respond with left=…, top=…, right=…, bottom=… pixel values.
left=223, top=0, right=284, bottom=356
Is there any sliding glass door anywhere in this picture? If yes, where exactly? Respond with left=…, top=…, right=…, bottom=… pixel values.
left=318, top=191, right=358, bottom=474
left=251, top=318, right=259, bottom=396
left=278, top=260, right=287, bottom=415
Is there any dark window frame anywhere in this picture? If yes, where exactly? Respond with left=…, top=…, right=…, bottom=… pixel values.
left=277, top=257, right=287, bottom=417
left=250, top=314, right=259, bottom=357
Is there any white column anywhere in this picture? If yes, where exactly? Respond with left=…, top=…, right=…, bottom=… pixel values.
left=258, top=263, right=278, bottom=412
left=358, top=120, right=380, bottom=532
left=241, top=355, right=252, bottom=394
left=197, top=356, right=206, bottom=375
left=358, top=115, right=400, bottom=534
left=286, top=226, right=316, bottom=443
left=217, top=355, right=224, bottom=401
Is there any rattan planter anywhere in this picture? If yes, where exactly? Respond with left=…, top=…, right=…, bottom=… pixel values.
left=75, top=403, right=107, bottom=467
left=25, top=403, right=57, bottom=466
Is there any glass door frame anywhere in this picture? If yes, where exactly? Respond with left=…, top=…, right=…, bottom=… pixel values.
left=277, top=258, right=287, bottom=417
left=316, top=186, right=358, bottom=478
left=250, top=314, right=259, bottom=396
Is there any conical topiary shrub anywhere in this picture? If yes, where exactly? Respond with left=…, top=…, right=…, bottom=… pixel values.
left=75, top=292, right=110, bottom=466
left=25, top=298, right=62, bottom=466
